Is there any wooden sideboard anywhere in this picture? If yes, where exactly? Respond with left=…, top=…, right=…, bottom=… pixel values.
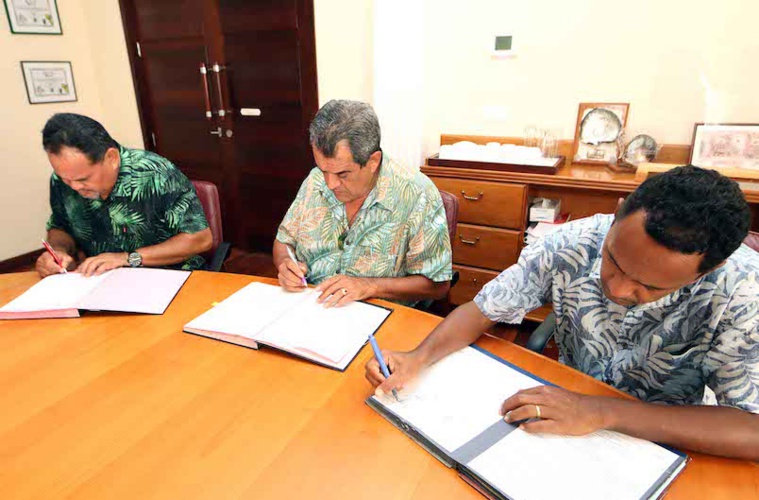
left=424, top=134, right=759, bottom=312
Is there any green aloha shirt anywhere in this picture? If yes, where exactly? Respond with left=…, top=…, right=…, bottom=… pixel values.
left=46, top=146, right=210, bottom=270
left=276, top=154, right=453, bottom=305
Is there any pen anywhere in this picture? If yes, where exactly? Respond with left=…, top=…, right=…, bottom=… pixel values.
left=41, top=239, right=67, bottom=274
left=368, top=333, right=400, bottom=402
left=285, top=246, right=308, bottom=287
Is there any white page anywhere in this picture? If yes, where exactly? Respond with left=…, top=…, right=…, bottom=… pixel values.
left=0, top=272, right=110, bottom=312
left=468, top=428, right=682, bottom=500
left=373, top=347, right=542, bottom=452
left=372, top=346, right=683, bottom=500
left=257, top=290, right=391, bottom=366
left=184, top=282, right=311, bottom=338
left=76, top=268, right=190, bottom=314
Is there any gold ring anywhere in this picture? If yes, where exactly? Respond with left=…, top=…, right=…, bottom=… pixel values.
left=341, top=288, right=348, bottom=296
left=535, top=404, right=541, bottom=419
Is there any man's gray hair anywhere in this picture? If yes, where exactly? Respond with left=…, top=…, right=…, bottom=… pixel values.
left=309, top=100, right=381, bottom=166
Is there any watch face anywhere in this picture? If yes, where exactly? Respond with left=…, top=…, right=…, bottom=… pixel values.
left=128, top=252, right=142, bottom=267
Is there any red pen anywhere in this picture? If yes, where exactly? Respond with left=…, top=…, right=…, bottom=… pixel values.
left=41, top=238, right=67, bottom=274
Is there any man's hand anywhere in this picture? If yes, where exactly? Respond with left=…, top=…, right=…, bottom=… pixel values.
left=500, top=386, right=610, bottom=435
left=316, top=275, right=376, bottom=307
left=277, top=258, right=308, bottom=292
left=76, top=252, right=129, bottom=277
left=36, top=251, right=75, bottom=278
left=365, top=350, right=425, bottom=396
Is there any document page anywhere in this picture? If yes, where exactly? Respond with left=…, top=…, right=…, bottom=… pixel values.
left=76, top=268, right=190, bottom=314
left=0, top=272, right=110, bottom=313
left=372, top=347, right=542, bottom=452
left=467, top=427, right=684, bottom=500
left=184, top=282, right=311, bottom=339
left=257, top=289, right=391, bottom=368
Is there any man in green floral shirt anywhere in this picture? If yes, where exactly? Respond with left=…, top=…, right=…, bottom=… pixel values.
left=274, top=100, right=453, bottom=307
left=36, top=113, right=212, bottom=278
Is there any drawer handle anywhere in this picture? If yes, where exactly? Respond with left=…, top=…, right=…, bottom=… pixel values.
left=461, top=190, right=484, bottom=201
left=459, top=235, right=480, bottom=246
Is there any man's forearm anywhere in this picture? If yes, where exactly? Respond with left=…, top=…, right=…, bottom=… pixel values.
left=47, top=228, right=77, bottom=256
left=412, top=301, right=494, bottom=368
left=368, top=275, right=450, bottom=302
left=600, top=396, right=759, bottom=461
left=137, top=229, right=212, bottom=267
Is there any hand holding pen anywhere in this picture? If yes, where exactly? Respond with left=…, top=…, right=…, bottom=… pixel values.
left=37, top=239, right=74, bottom=278
left=279, top=245, right=308, bottom=289
left=368, top=333, right=401, bottom=402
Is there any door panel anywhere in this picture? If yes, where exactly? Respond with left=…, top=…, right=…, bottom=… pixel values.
left=132, top=0, right=205, bottom=41
left=218, top=0, right=298, bottom=32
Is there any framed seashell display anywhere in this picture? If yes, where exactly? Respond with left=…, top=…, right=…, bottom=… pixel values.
left=572, top=102, right=629, bottom=165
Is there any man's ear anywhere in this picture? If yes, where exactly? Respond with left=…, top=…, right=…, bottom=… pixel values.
left=366, top=150, right=382, bottom=173
left=104, top=147, right=120, bottom=170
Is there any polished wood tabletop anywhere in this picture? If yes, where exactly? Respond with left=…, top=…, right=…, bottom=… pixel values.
left=0, top=271, right=756, bottom=500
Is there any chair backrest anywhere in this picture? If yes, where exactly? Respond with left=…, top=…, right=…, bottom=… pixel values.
left=439, top=190, right=459, bottom=243
left=191, top=180, right=223, bottom=261
left=744, top=231, right=759, bottom=252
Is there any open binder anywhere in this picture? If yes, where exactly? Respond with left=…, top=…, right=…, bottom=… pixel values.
left=184, top=282, right=392, bottom=371
left=0, top=268, right=191, bottom=320
left=367, top=346, right=688, bottom=500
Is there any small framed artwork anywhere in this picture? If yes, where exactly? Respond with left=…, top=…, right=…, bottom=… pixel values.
left=21, top=61, right=77, bottom=104
left=3, top=0, right=62, bottom=35
left=690, top=123, right=759, bottom=170
left=572, top=102, right=630, bottom=165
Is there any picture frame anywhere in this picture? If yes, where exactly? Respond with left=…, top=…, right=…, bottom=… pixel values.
left=572, top=102, right=629, bottom=165
left=21, top=61, right=77, bottom=104
left=3, top=0, right=62, bottom=35
left=690, top=123, right=759, bottom=170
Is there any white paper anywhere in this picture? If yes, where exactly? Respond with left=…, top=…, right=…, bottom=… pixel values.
left=0, top=272, right=110, bottom=312
left=372, top=346, right=683, bottom=500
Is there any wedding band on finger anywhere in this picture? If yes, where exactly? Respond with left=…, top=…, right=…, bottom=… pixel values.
left=341, top=288, right=348, bottom=296
left=535, top=404, right=542, bottom=419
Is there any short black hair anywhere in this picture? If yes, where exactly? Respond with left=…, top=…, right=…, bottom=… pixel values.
left=42, top=113, right=120, bottom=164
left=617, top=165, right=750, bottom=273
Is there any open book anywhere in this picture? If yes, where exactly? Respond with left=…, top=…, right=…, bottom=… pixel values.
left=0, top=268, right=191, bottom=320
left=183, top=282, right=392, bottom=371
left=368, top=346, right=688, bottom=500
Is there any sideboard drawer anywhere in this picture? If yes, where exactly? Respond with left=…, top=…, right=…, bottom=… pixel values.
left=453, top=223, right=521, bottom=271
left=432, top=177, right=527, bottom=229
left=450, top=264, right=500, bottom=305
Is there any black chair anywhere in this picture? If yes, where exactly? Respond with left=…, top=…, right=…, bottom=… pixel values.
left=525, top=231, right=759, bottom=354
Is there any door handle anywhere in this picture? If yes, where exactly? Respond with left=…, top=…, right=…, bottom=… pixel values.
left=461, top=190, right=484, bottom=201
left=459, top=235, right=480, bottom=245
left=211, top=63, right=228, bottom=118
left=210, top=127, right=222, bottom=136
left=198, top=63, right=212, bottom=119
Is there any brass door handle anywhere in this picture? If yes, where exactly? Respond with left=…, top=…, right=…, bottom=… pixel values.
left=199, top=63, right=212, bottom=119
left=459, top=235, right=480, bottom=245
left=212, top=63, right=228, bottom=118
left=461, top=190, right=484, bottom=201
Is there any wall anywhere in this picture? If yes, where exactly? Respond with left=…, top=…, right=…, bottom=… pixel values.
left=0, top=0, right=141, bottom=261
left=314, top=0, right=374, bottom=105
left=418, top=0, right=759, bottom=157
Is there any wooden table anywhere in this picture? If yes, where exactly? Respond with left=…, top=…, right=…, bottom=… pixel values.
left=0, top=271, right=756, bottom=500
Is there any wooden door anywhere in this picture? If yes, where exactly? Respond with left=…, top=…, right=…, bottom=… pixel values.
left=120, top=0, right=318, bottom=251
left=215, top=0, right=318, bottom=249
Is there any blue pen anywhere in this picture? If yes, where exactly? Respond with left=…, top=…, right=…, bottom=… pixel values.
left=368, top=333, right=400, bottom=402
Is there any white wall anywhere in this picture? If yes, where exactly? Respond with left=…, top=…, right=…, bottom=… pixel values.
left=0, top=0, right=141, bottom=261
left=314, top=0, right=374, bottom=105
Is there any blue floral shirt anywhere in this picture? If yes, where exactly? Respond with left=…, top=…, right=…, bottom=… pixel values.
left=475, top=214, right=759, bottom=412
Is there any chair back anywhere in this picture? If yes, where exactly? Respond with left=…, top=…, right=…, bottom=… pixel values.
left=744, top=231, right=759, bottom=252
left=439, top=190, right=459, bottom=243
left=191, top=180, right=223, bottom=261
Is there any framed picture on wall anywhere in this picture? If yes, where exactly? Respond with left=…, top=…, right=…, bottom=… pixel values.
left=690, top=123, right=759, bottom=170
left=572, top=102, right=629, bottom=165
left=3, top=0, right=62, bottom=35
left=21, top=61, right=77, bottom=104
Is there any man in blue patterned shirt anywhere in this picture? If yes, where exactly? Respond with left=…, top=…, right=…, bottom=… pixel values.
left=366, top=166, right=759, bottom=461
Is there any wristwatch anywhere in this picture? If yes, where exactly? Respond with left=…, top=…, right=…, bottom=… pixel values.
left=127, top=252, right=143, bottom=267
